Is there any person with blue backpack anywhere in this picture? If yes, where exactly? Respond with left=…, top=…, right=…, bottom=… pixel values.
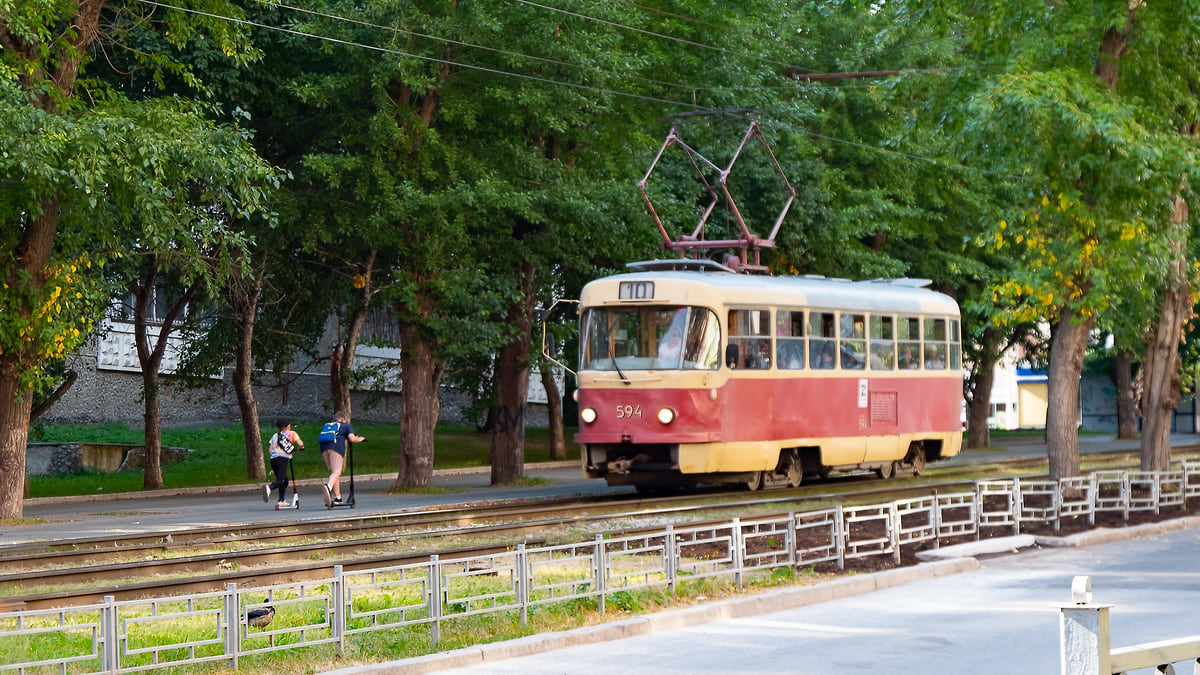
left=317, top=411, right=365, bottom=507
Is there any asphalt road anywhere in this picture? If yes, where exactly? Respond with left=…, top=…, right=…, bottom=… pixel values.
left=400, top=521, right=1200, bottom=675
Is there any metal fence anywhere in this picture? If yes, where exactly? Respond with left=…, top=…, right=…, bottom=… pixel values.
left=4, top=463, right=1198, bottom=675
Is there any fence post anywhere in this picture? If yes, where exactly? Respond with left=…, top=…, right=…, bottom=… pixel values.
left=332, top=564, right=345, bottom=657
left=1012, top=477, right=1022, bottom=536
left=594, top=535, right=606, bottom=614
left=787, top=511, right=797, bottom=566
left=225, top=583, right=239, bottom=671
left=429, top=555, right=442, bottom=647
left=889, top=503, right=901, bottom=564
left=732, top=517, right=744, bottom=591
left=1059, top=576, right=1111, bottom=675
left=931, top=490, right=942, bottom=549
left=665, top=525, right=677, bottom=595
left=1123, top=474, right=1131, bottom=521
left=835, top=505, right=845, bottom=570
left=101, top=595, right=118, bottom=674
left=973, top=482, right=983, bottom=541
left=517, top=543, right=529, bottom=627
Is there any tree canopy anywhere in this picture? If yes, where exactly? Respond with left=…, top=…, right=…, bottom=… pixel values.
left=7, top=0, right=1200, bottom=514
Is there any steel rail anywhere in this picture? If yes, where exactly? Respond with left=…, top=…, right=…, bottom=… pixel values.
left=3, top=448, right=1193, bottom=612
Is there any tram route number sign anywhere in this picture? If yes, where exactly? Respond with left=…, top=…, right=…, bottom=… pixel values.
left=619, top=281, right=654, bottom=301
left=858, top=379, right=868, bottom=408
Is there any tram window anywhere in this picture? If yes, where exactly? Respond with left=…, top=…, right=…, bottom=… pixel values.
left=924, top=317, right=947, bottom=370
left=897, top=316, right=921, bottom=370
left=839, top=313, right=865, bottom=370
left=728, top=308, right=771, bottom=369
left=949, top=318, right=962, bottom=369
left=776, top=310, right=805, bottom=370
left=869, top=315, right=895, bottom=370
left=580, top=306, right=720, bottom=372
left=809, top=311, right=836, bottom=369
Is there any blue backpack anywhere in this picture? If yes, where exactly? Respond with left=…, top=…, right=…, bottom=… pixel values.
left=317, top=422, right=340, bottom=444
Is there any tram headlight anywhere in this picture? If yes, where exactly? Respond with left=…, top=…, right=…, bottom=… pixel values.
left=580, top=407, right=597, bottom=424
left=656, top=407, right=676, bottom=425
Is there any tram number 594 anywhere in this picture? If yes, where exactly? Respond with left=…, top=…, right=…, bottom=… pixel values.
left=616, top=405, right=643, bottom=419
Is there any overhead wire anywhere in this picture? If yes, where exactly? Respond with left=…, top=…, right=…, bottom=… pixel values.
left=257, top=0, right=960, bottom=96
left=512, top=0, right=811, bottom=72
left=134, top=0, right=715, bottom=111
left=259, top=0, right=703, bottom=95
left=133, top=0, right=972, bottom=171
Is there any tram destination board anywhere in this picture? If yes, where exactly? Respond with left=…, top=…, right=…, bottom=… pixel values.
left=619, top=280, right=654, bottom=301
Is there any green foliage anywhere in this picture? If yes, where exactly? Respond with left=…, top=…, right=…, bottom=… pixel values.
left=606, top=590, right=642, bottom=613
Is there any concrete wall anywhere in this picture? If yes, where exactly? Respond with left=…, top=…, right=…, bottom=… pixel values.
left=26, top=443, right=189, bottom=475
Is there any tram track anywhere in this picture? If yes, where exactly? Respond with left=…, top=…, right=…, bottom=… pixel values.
left=4, top=447, right=1194, bottom=612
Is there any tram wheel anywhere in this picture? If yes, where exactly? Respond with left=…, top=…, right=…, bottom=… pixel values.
left=907, top=445, right=927, bottom=475
left=786, top=460, right=803, bottom=488
left=743, top=471, right=764, bottom=491
left=875, top=461, right=894, bottom=480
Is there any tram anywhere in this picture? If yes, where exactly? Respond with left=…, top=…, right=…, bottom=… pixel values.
left=574, top=258, right=964, bottom=491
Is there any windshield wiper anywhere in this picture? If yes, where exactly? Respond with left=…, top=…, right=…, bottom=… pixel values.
left=605, top=321, right=631, bottom=385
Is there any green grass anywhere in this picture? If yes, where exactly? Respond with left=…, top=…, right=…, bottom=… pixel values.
left=0, top=563, right=809, bottom=675
left=27, top=421, right=580, bottom=499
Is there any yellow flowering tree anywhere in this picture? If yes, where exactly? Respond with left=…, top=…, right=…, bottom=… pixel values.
left=0, top=0, right=277, bottom=516
left=937, top=1, right=1200, bottom=478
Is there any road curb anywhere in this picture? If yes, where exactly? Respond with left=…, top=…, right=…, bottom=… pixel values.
left=325, top=557, right=981, bottom=675
left=1034, top=514, right=1200, bottom=548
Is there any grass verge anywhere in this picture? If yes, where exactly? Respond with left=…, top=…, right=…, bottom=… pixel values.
left=27, top=421, right=578, bottom=499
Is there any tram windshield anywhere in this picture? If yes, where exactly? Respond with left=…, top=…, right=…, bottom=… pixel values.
left=581, top=306, right=721, bottom=371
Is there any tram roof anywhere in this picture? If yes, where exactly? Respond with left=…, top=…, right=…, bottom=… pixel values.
left=583, top=263, right=960, bottom=316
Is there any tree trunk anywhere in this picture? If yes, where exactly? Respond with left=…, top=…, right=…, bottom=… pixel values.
left=328, top=249, right=377, bottom=417
left=232, top=287, right=265, bottom=481
left=329, top=339, right=352, bottom=417
left=490, top=260, right=537, bottom=484
left=0, top=364, right=33, bottom=517
left=1140, top=196, right=1190, bottom=471
left=540, top=367, right=566, bottom=460
left=142, top=371, right=164, bottom=490
left=131, top=268, right=195, bottom=491
left=967, top=362, right=994, bottom=450
left=0, top=200, right=61, bottom=517
left=393, top=315, right=439, bottom=487
left=1046, top=309, right=1094, bottom=480
left=1114, top=350, right=1139, bottom=440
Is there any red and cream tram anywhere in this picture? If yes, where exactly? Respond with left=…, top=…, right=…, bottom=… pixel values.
left=574, top=259, right=964, bottom=491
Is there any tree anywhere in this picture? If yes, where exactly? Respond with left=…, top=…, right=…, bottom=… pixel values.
left=928, top=0, right=1200, bottom=479
left=106, top=102, right=277, bottom=490
left=0, top=0, right=278, bottom=514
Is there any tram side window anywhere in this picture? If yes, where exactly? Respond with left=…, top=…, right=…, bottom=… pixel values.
left=924, top=317, right=947, bottom=370
left=776, top=310, right=805, bottom=370
left=869, top=315, right=895, bottom=370
left=898, top=316, right=921, bottom=370
left=809, top=311, right=836, bottom=369
left=949, top=318, right=962, bottom=370
left=839, top=313, right=866, bottom=370
left=728, top=308, right=771, bottom=369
